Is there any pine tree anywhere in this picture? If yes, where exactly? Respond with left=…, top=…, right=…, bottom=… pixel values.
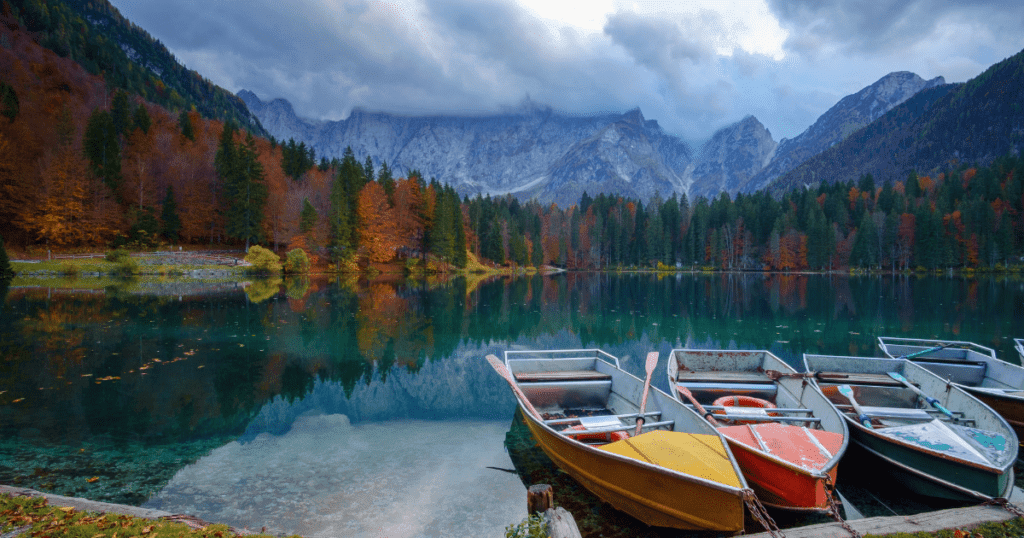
left=132, top=104, right=151, bottom=134
left=178, top=110, right=195, bottom=141
left=110, top=89, right=131, bottom=138
left=224, top=134, right=268, bottom=250
left=1, top=82, right=19, bottom=123
left=300, top=198, right=317, bottom=234
left=160, top=185, right=182, bottom=242
left=83, top=108, right=122, bottom=196
left=0, top=233, right=13, bottom=280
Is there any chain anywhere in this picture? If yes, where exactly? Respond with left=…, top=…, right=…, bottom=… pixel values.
left=823, top=474, right=862, bottom=537
left=743, top=489, right=785, bottom=538
left=983, top=497, right=1024, bottom=518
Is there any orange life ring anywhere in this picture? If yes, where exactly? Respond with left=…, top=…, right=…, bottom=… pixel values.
left=712, top=395, right=777, bottom=424
left=567, top=424, right=629, bottom=443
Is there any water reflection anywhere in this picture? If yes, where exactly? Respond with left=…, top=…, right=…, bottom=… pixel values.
left=1, top=272, right=1023, bottom=526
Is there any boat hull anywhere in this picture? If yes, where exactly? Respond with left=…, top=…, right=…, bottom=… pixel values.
left=523, top=413, right=746, bottom=532
left=725, top=438, right=837, bottom=511
left=850, top=426, right=1013, bottom=501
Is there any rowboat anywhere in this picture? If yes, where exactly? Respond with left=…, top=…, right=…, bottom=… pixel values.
left=804, top=353, right=1017, bottom=502
left=667, top=349, right=849, bottom=512
left=878, top=336, right=1024, bottom=439
left=488, top=349, right=750, bottom=533
left=1016, top=339, right=1024, bottom=362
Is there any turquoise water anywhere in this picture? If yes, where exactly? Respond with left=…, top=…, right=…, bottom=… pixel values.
left=2, top=273, right=1023, bottom=536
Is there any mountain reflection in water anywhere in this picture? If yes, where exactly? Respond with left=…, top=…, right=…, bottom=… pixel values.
left=1, top=273, right=1023, bottom=535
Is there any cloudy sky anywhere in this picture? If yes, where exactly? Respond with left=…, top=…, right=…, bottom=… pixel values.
left=108, top=0, right=1024, bottom=142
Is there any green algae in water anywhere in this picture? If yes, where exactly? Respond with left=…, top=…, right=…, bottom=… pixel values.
left=0, top=436, right=233, bottom=505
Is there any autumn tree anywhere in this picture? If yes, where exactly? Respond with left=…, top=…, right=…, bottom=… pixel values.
left=357, top=181, right=397, bottom=263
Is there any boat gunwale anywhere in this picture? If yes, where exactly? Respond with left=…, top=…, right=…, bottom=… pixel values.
left=803, top=353, right=1017, bottom=477
left=667, top=348, right=849, bottom=481
left=505, top=350, right=749, bottom=498
left=877, top=336, right=999, bottom=361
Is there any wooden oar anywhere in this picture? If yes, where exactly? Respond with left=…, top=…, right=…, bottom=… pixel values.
left=486, top=354, right=542, bottom=420
left=887, top=372, right=956, bottom=420
left=634, top=352, right=659, bottom=436
left=895, top=342, right=955, bottom=360
left=676, top=385, right=721, bottom=427
left=836, top=385, right=873, bottom=429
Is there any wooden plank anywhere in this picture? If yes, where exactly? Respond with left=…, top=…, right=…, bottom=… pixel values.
left=514, top=371, right=611, bottom=382
left=744, top=504, right=1016, bottom=538
left=675, top=371, right=771, bottom=383
left=814, top=372, right=904, bottom=386
left=545, top=507, right=583, bottom=538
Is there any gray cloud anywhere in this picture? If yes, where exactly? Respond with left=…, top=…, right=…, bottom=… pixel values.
left=768, top=0, right=1024, bottom=57
left=108, top=0, right=1024, bottom=142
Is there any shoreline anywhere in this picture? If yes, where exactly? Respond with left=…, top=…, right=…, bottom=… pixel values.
left=0, top=485, right=269, bottom=536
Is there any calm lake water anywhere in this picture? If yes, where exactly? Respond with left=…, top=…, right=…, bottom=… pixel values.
left=2, top=272, right=1024, bottom=537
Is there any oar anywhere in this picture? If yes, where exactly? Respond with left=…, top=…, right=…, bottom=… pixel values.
left=895, top=342, right=955, bottom=360
left=634, top=352, right=659, bottom=436
left=676, top=385, right=721, bottom=427
left=486, top=354, right=542, bottom=420
left=887, top=372, right=956, bottom=420
left=836, top=385, right=873, bottom=429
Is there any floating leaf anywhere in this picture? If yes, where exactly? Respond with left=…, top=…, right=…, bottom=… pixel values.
left=87, top=476, right=99, bottom=483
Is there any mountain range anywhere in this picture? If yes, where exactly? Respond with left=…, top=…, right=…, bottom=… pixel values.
left=240, top=71, right=945, bottom=205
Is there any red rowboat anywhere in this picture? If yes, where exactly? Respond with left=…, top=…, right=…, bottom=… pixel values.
left=668, top=349, right=849, bottom=512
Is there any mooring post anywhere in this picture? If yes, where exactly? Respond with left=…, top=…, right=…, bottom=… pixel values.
left=527, top=484, right=554, bottom=514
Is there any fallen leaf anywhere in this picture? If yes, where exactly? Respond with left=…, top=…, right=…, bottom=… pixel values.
left=12, top=398, right=24, bottom=403
left=87, top=476, right=99, bottom=483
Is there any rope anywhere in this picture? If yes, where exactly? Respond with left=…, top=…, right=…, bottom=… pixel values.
left=743, top=489, right=785, bottom=538
left=983, top=497, right=1024, bottom=518
left=823, top=474, right=861, bottom=537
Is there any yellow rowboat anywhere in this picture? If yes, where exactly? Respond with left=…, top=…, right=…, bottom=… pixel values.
left=490, top=349, right=751, bottom=533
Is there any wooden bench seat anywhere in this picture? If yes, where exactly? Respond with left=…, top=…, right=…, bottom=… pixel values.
left=674, top=371, right=771, bottom=384
left=514, top=370, right=612, bottom=382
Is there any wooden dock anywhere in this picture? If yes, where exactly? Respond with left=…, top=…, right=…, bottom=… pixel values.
left=745, top=503, right=1019, bottom=537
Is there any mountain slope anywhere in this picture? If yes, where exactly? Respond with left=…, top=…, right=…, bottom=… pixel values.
left=768, top=48, right=1024, bottom=194
left=6, top=0, right=264, bottom=135
left=745, top=72, right=944, bottom=193
left=689, top=115, right=777, bottom=199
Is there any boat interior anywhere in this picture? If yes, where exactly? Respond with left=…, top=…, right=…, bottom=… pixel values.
left=670, top=350, right=829, bottom=431
left=879, top=338, right=1024, bottom=392
left=505, top=350, right=687, bottom=446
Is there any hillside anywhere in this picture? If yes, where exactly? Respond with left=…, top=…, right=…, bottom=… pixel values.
left=769, top=49, right=1024, bottom=194
left=3, top=0, right=264, bottom=135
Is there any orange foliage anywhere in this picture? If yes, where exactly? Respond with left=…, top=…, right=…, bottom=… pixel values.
left=357, top=181, right=398, bottom=263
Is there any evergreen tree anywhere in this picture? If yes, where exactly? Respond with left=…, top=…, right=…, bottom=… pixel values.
left=378, top=160, right=395, bottom=203
left=132, top=103, right=151, bottom=134
left=110, top=89, right=131, bottom=138
left=83, top=108, right=122, bottom=196
left=0, top=82, right=18, bottom=123
left=850, top=211, right=878, bottom=268
left=363, top=155, right=375, bottom=184
left=329, top=147, right=364, bottom=259
left=0, top=233, right=13, bottom=280
left=178, top=110, right=194, bottom=141
left=160, top=185, right=182, bottom=242
left=217, top=123, right=268, bottom=250
left=300, top=198, right=317, bottom=233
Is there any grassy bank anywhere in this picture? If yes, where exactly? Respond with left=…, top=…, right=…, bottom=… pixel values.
left=0, top=493, right=297, bottom=538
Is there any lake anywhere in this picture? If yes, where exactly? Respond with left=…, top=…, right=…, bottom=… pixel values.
left=2, top=272, right=1023, bottom=537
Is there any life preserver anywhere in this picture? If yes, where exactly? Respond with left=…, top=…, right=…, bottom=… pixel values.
left=567, top=425, right=629, bottom=443
left=712, top=395, right=777, bottom=424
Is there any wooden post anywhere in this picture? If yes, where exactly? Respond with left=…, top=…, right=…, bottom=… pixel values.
left=527, top=484, right=553, bottom=514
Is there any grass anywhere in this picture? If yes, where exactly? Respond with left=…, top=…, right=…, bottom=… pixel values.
left=0, top=493, right=300, bottom=538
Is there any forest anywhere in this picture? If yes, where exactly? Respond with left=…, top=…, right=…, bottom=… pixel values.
left=1, top=0, right=1023, bottom=273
